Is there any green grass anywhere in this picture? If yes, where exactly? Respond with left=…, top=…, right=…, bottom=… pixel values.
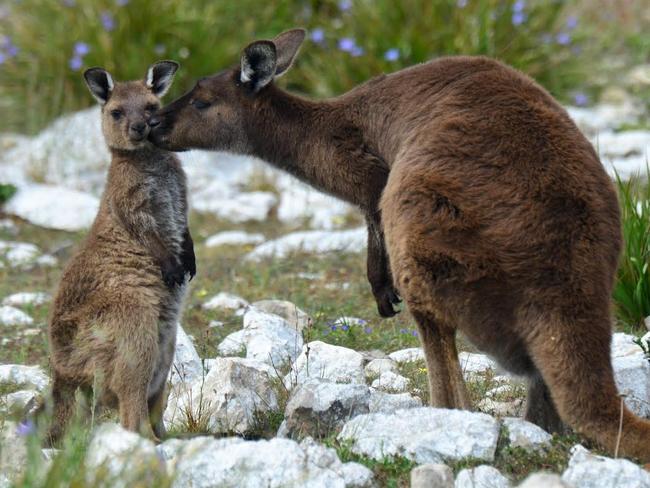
left=0, top=0, right=602, bottom=134
left=0, top=184, right=17, bottom=204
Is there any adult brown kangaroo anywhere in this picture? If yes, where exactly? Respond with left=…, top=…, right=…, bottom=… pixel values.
left=149, top=29, right=650, bottom=461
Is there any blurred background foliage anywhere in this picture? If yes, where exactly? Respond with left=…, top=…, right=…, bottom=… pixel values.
left=0, top=0, right=648, bottom=134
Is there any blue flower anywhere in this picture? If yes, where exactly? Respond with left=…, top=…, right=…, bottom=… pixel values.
left=364, top=326, right=372, bottom=334
left=400, top=328, right=408, bottom=334
left=0, top=52, right=5, bottom=65
left=338, top=0, right=352, bottom=11
left=411, top=330, right=418, bottom=337
left=513, top=0, right=526, bottom=12
left=310, top=28, right=325, bottom=44
left=62, top=0, right=76, bottom=6
left=573, top=92, right=588, bottom=106
left=330, top=324, right=338, bottom=331
left=338, top=37, right=356, bottom=52
left=456, top=0, right=468, bottom=7
left=556, top=32, right=571, bottom=45
left=566, top=16, right=578, bottom=30
left=101, top=11, right=115, bottom=31
left=16, top=420, right=35, bottom=437
left=384, top=48, right=400, bottom=61
left=341, top=324, right=350, bottom=331
left=350, top=46, right=364, bottom=57
left=69, top=55, right=83, bottom=71
left=6, top=44, right=18, bottom=58
left=74, top=41, right=90, bottom=56
left=512, top=11, right=527, bottom=25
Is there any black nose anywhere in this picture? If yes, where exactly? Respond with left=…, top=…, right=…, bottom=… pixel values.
left=148, top=116, right=161, bottom=128
left=131, top=122, right=146, bottom=133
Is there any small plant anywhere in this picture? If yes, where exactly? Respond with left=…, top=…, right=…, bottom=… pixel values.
left=0, top=183, right=17, bottom=204
left=613, top=171, right=650, bottom=330
left=633, top=336, right=650, bottom=363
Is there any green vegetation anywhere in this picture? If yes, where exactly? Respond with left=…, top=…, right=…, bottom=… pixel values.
left=0, top=184, right=17, bottom=204
left=1, top=0, right=600, bottom=134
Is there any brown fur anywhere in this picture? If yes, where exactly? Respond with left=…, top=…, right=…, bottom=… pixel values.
left=150, top=30, right=650, bottom=460
left=44, top=62, right=194, bottom=445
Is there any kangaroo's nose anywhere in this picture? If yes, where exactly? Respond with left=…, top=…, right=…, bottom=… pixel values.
left=131, top=121, right=146, bottom=133
left=148, top=116, right=161, bottom=128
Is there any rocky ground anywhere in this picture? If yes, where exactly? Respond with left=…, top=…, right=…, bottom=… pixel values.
left=0, top=97, right=649, bottom=487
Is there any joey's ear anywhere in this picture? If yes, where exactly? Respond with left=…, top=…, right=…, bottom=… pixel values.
left=240, top=40, right=277, bottom=92
left=146, top=60, right=179, bottom=97
left=83, top=67, right=114, bottom=105
left=273, top=28, right=306, bottom=76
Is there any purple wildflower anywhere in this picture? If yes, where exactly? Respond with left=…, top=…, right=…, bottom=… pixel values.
left=411, top=330, right=418, bottom=337
left=556, top=32, right=571, bottom=45
left=573, top=92, right=588, bottom=106
left=341, top=324, right=350, bottom=331
left=69, top=55, right=83, bottom=71
left=350, top=46, right=364, bottom=57
left=6, top=44, right=18, bottom=58
left=512, top=11, right=527, bottom=25
left=0, top=52, right=6, bottom=65
left=338, top=0, right=352, bottom=11
left=330, top=324, right=338, bottom=331
left=74, top=41, right=90, bottom=56
left=400, top=328, right=408, bottom=334
left=384, top=48, right=400, bottom=62
left=457, top=0, right=468, bottom=7
left=16, top=420, right=35, bottom=437
left=513, top=0, right=526, bottom=12
left=338, top=37, right=356, bottom=53
left=364, top=326, right=372, bottom=334
left=62, top=0, right=76, bottom=6
left=566, top=16, right=578, bottom=30
left=310, top=28, right=325, bottom=44
left=101, top=11, right=115, bottom=31
left=116, top=0, right=129, bottom=5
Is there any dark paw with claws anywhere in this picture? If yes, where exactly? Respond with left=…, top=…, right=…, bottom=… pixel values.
left=180, top=248, right=196, bottom=281
left=161, top=257, right=185, bottom=289
left=374, top=285, right=402, bottom=318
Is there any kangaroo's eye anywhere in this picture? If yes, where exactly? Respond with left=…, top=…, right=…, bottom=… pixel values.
left=192, top=99, right=211, bottom=110
left=110, top=110, right=122, bottom=120
left=144, top=104, right=158, bottom=113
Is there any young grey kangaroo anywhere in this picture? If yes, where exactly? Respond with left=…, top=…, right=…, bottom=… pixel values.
left=148, top=29, right=650, bottom=461
left=44, top=61, right=195, bottom=445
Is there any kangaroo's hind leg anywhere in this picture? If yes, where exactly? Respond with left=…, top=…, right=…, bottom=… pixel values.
left=44, top=371, right=79, bottom=447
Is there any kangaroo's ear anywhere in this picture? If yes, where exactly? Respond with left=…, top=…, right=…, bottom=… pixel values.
left=240, top=40, right=277, bottom=93
left=146, top=60, right=179, bottom=98
left=272, top=28, right=305, bottom=77
left=83, top=67, right=114, bottom=105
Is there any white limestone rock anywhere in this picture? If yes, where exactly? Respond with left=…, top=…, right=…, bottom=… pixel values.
left=2, top=292, right=51, bottom=307
left=252, top=299, right=311, bottom=333
left=202, top=292, right=249, bottom=314
left=0, top=241, right=41, bottom=268
left=368, top=390, right=423, bottom=414
left=286, top=341, right=366, bottom=388
left=388, top=347, right=425, bottom=364
left=0, top=306, right=33, bottom=326
left=246, top=227, right=367, bottom=261
left=192, top=191, right=277, bottom=223
left=459, top=352, right=497, bottom=379
left=562, top=444, right=650, bottom=488
left=164, top=357, right=278, bottom=435
left=282, top=380, right=371, bottom=438
left=370, top=371, right=410, bottom=393
left=4, top=184, right=99, bottom=231
left=338, top=407, right=501, bottom=464
left=0, top=364, right=49, bottom=391
left=411, top=464, right=454, bottom=488
left=517, top=473, right=569, bottom=488
left=217, top=329, right=247, bottom=356
left=204, top=230, right=265, bottom=248
left=169, top=324, right=203, bottom=387
left=455, top=465, right=510, bottom=488
left=611, top=332, right=650, bottom=417
left=0, top=389, right=40, bottom=416
left=502, top=417, right=552, bottom=453
left=364, top=358, right=398, bottom=378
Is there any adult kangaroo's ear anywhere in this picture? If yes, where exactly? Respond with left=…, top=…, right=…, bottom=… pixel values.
left=146, top=60, right=180, bottom=97
left=273, top=28, right=306, bottom=76
left=83, top=67, right=114, bottom=105
left=240, top=40, right=277, bottom=93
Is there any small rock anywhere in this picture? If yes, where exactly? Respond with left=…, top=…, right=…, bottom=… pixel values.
left=192, top=191, right=277, bottom=223
left=2, top=292, right=51, bottom=307
left=369, top=390, right=422, bottom=414
left=251, top=300, right=311, bottom=333
left=338, top=407, right=500, bottom=464
left=202, top=292, right=249, bottom=314
left=411, top=463, right=454, bottom=488
left=164, top=357, right=278, bottom=435
left=4, top=184, right=99, bottom=232
left=282, top=380, right=371, bottom=439
left=331, top=316, right=368, bottom=328
left=365, top=358, right=398, bottom=378
left=0, top=390, right=40, bottom=416
left=204, top=231, right=265, bottom=248
left=339, top=461, right=375, bottom=488
left=478, top=398, right=524, bottom=417
left=0, top=364, right=49, bottom=391
left=217, top=330, right=247, bottom=356
left=503, top=417, right=552, bottom=453
left=371, top=371, right=410, bottom=393
left=611, top=332, right=650, bottom=417
left=286, top=341, right=366, bottom=388
left=0, top=421, right=28, bottom=482
left=208, top=320, right=224, bottom=328
left=562, top=444, right=650, bottom=487
left=388, top=347, right=425, bottom=364
left=85, top=423, right=163, bottom=487
left=459, top=352, right=497, bottom=379
left=169, top=324, right=203, bottom=386
left=0, top=306, right=34, bottom=326
left=246, top=227, right=367, bottom=261
left=0, top=241, right=40, bottom=268
left=455, top=465, right=510, bottom=488
left=518, top=473, right=569, bottom=488
left=0, top=219, right=17, bottom=234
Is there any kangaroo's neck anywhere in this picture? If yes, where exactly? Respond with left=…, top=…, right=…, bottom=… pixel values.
left=245, top=85, right=390, bottom=208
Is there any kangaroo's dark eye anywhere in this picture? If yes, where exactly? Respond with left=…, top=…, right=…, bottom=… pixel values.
left=145, top=104, right=158, bottom=113
left=192, top=99, right=211, bottom=110
left=110, top=110, right=122, bottom=120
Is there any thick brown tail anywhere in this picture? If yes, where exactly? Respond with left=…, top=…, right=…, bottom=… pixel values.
left=43, top=371, right=78, bottom=447
left=528, top=313, right=650, bottom=461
